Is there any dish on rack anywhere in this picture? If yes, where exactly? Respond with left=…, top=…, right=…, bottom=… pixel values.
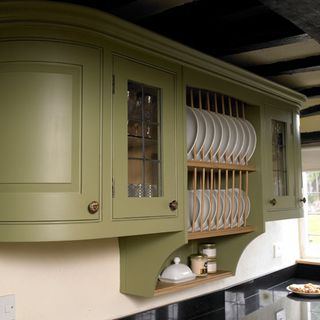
left=206, top=111, right=223, bottom=161
left=186, top=107, right=198, bottom=159
left=213, top=113, right=230, bottom=162
left=193, top=108, right=207, bottom=160
left=245, top=119, right=257, bottom=162
left=287, top=283, right=320, bottom=297
left=238, top=118, right=251, bottom=164
left=232, top=118, right=245, bottom=163
left=201, top=110, right=216, bottom=160
left=224, top=115, right=239, bottom=163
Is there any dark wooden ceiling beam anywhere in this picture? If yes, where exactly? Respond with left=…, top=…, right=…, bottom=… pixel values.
left=298, top=87, right=320, bottom=98
left=248, top=55, right=320, bottom=77
left=301, top=105, right=320, bottom=118
left=259, top=0, right=320, bottom=43
left=221, top=33, right=310, bottom=56
left=301, top=131, right=320, bottom=145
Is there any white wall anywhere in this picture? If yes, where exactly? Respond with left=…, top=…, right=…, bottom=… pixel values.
left=0, top=219, right=300, bottom=320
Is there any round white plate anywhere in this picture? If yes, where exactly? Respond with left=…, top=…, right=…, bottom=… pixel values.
left=201, top=110, right=216, bottom=160
left=204, top=189, right=217, bottom=229
left=214, top=113, right=230, bottom=162
left=287, top=285, right=320, bottom=297
left=196, top=190, right=210, bottom=230
left=206, top=112, right=223, bottom=161
left=232, top=118, right=245, bottom=163
left=186, top=107, right=198, bottom=157
left=187, top=190, right=200, bottom=231
left=193, top=108, right=207, bottom=160
left=238, top=118, right=251, bottom=164
left=224, top=115, right=238, bottom=163
left=245, top=119, right=257, bottom=162
left=229, top=188, right=245, bottom=227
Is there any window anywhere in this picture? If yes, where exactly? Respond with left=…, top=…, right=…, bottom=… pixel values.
left=301, top=147, right=320, bottom=258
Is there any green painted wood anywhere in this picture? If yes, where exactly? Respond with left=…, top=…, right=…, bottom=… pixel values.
left=262, top=105, right=301, bottom=220
left=112, top=54, right=178, bottom=219
left=0, top=38, right=102, bottom=223
left=119, top=231, right=186, bottom=297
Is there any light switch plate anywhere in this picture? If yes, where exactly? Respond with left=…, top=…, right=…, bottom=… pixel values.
left=0, top=295, right=15, bottom=320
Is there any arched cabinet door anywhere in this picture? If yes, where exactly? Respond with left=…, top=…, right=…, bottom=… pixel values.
left=0, top=38, right=102, bottom=225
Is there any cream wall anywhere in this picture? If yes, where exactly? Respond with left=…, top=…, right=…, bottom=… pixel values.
left=0, top=219, right=300, bottom=320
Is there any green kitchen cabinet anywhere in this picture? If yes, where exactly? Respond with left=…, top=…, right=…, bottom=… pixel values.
left=263, top=105, right=303, bottom=220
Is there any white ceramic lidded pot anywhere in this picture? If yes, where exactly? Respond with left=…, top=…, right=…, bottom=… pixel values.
left=159, top=257, right=196, bottom=283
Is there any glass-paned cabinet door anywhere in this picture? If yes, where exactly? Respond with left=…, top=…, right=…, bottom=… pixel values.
left=265, top=106, right=296, bottom=212
left=112, top=55, right=178, bottom=219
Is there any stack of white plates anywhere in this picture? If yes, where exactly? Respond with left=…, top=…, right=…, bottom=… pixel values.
left=188, top=188, right=250, bottom=231
left=186, top=106, right=256, bottom=163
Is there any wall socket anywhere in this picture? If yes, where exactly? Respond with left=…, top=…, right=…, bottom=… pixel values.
left=273, top=242, right=283, bottom=258
left=0, top=295, right=15, bottom=320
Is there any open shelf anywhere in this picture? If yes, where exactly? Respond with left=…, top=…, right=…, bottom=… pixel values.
left=188, top=225, right=255, bottom=240
left=155, top=270, right=233, bottom=296
left=187, top=160, right=256, bottom=172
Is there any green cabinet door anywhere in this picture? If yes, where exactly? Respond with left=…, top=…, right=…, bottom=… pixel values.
left=263, top=105, right=302, bottom=220
left=0, top=39, right=102, bottom=223
left=111, top=54, right=183, bottom=227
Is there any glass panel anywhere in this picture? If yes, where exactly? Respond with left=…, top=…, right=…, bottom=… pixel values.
left=272, top=120, right=288, bottom=196
left=127, top=80, right=162, bottom=197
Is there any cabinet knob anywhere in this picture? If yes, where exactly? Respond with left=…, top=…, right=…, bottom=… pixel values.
left=88, top=201, right=99, bottom=214
left=300, top=197, right=307, bottom=204
left=169, top=200, right=178, bottom=211
left=270, top=198, right=277, bottom=206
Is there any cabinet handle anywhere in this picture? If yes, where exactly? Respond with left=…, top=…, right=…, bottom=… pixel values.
left=270, top=198, right=277, bottom=206
left=169, top=200, right=178, bottom=211
left=300, top=197, right=306, bottom=204
left=88, top=201, right=99, bottom=214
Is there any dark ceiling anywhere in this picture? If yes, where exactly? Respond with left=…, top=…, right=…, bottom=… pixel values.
left=53, top=0, right=320, bottom=121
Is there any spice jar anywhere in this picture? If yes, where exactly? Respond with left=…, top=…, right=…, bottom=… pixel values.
left=207, top=258, right=217, bottom=274
left=189, top=254, right=208, bottom=277
left=199, top=243, right=216, bottom=258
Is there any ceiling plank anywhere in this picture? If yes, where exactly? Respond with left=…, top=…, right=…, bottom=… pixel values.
left=300, top=105, right=320, bottom=118
left=248, top=55, right=320, bottom=77
left=298, top=87, right=320, bottom=98
left=301, top=131, right=320, bottom=145
left=109, top=0, right=195, bottom=21
left=259, top=0, right=320, bottom=43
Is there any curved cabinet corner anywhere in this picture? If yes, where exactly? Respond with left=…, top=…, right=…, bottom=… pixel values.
left=119, top=231, right=187, bottom=297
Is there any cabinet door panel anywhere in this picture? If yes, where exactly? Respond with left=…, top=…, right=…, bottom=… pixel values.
left=0, top=40, right=102, bottom=222
left=264, top=106, right=296, bottom=212
left=112, top=55, right=178, bottom=219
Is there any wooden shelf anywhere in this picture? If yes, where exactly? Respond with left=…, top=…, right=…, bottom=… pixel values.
left=155, top=270, right=233, bottom=296
left=187, top=225, right=255, bottom=240
left=187, top=160, right=256, bottom=172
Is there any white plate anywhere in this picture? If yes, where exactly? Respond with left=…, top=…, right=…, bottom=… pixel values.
left=186, top=107, right=198, bottom=157
left=188, top=190, right=210, bottom=231
left=206, top=112, right=223, bottom=161
left=212, top=189, right=231, bottom=228
left=287, top=285, right=320, bottom=297
left=213, top=113, right=230, bottom=162
left=238, top=118, right=251, bottom=164
left=193, top=108, right=207, bottom=160
left=224, top=115, right=238, bottom=163
left=201, top=110, right=216, bottom=160
left=204, top=190, right=217, bottom=228
left=245, top=119, right=257, bottom=162
left=159, top=274, right=196, bottom=284
left=232, top=118, right=245, bottom=163
left=229, top=189, right=245, bottom=227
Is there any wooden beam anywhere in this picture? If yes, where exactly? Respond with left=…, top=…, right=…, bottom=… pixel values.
left=298, top=87, right=320, bottom=98
left=249, top=55, right=320, bottom=77
left=221, top=33, right=310, bottom=56
left=300, top=105, right=320, bottom=118
left=301, top=131, right=320, bottom=145
left=259, top=0, right=320, bottom=43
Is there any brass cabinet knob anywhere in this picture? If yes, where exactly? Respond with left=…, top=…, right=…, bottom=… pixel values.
left=270, top=198, right=277, bottom=206
left=169, top=200, right=178, bottom=211
left=300, top=197, right=307, bottom=204
left=88, top=201, right=99, bottom=214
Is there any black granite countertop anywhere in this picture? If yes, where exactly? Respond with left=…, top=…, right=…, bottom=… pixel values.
left=119, top=263, right=320, bottom=320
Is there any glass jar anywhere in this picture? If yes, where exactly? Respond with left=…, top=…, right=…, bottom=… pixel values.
left=207, top=258, right=217, bottom=274
left=189, top=254, right=208, bottom=277
left=199, top=243, right=216, bottom=258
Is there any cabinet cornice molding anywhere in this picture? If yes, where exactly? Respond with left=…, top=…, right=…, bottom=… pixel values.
left=0, top=1, right=306, bottom=107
